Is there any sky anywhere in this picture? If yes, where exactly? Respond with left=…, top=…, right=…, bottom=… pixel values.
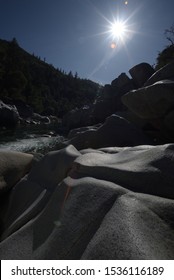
left=0, top=0, right=174, bottom=85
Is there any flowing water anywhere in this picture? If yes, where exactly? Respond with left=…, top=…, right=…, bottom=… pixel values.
left=0, top=123, right=65, bottom=154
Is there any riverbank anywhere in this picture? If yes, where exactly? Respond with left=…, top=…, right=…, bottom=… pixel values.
left=1, top=62, right=174, bottom=260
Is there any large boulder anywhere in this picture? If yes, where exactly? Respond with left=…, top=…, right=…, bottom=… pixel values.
left=145, top=62, right=174, bottom=86
left=82, top=191, right=174, bottom=259
left=97, top=84, right=113, bottom=100
left=122, top=80, right=174, bottom=119
left=27, top=145, right=80, bottom=188
left=64, top=114, right=151, bottom=150
left=62, top=106, right=94, bottom=129
left=111, top=72, right=135, bottom=94
left=1, top=144, right=174, bottom=259
left=0, top=100, right=19, bottom=127
left=92, top=98, right=117, bottom=123
left=2, top=98, right=33, bottom=119
left=115, top=110, right=148, bottom=128
left=33, top=176, right=127, bottom=259
left=0, top=151, right=33, bottom=194
left=71, top=144, right=174, bottom=199
left=92, top=78, right=132, bottom=123
left=0, top=145, right=80, bottom=241
left=129, top=62, right=155, bottom=88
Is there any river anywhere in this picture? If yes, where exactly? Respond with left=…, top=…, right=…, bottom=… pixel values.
left=0, top=123, right=66, bottom=154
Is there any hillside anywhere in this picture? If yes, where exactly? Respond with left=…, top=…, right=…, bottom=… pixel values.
left=0, top=38, right=101, bottom=117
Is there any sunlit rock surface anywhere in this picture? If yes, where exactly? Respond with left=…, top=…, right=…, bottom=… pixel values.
left=0, top=144, right=174, bottom=259
left=0, top=145, right=80, bottom=241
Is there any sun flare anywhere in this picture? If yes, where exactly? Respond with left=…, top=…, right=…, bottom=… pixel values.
left=110, top=42, right=117, bottom=49
left=110, top=21, right=126, bottom=39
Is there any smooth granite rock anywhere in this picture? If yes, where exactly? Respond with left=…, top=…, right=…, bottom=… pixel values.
left=122, top=80, right=174, bottom=119
left=0, top=144, right=174, bottom=260
left=70, top=144, right=174, bottom=199
left=0, top=151, right=33, bottom=193
left=0, top=145, right=80, bottom=241
left=82, top=192, right=174, bottom=259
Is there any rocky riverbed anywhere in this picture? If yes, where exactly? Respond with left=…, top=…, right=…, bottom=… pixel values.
left=1, top=62, right=174, bottom=260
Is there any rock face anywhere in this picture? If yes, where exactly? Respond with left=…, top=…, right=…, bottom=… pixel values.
left=121, top=78, right=174, bottom=140
left=111, top=73, right=135, bottom=93
left=63, top=114, right=151, bottom=150
left=0, top=100, right=19, bottom=127
left=0, top=144, right=174, bottom=259
left=145, top=61, right=174, bottom=86
left=122, top=80, right=174, bottom=119
left=82, top=191, right=174, bottom=259
left=92, top=75, right=134, bottom=123
left=0, top=151, right=33, bottom=193
left=0, top=145, right=80, bottom=241
left=92, top=93, right=117, bottom=123
left=71, top=144, right=174, bottom=199
left=129, top=62, right=155, bottom=88
left=62, top=106, right=94, bottom=129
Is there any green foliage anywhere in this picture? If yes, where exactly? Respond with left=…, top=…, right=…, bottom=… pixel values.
left=0, top=38, right=101, bottom=116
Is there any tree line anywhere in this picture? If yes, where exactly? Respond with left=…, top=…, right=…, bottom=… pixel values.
left=0, top=38, right=101, bottom=116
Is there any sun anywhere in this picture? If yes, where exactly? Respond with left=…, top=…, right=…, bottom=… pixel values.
left=110, top=21, right=127, bottom=39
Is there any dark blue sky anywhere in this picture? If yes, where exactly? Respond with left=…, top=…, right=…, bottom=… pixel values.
left=0, top=0, right=174, bottom=84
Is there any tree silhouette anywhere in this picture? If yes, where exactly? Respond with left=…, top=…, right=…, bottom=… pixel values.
left=11, top=37, right=19, bottom=46
left=164, top=25, right=174, bottom=45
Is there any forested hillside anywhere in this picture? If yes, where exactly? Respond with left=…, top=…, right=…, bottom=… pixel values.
left=0, top=38, right=101, bottom=116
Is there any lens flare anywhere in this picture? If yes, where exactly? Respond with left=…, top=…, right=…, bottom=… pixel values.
left=110, top=42, right=117, bottom=49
